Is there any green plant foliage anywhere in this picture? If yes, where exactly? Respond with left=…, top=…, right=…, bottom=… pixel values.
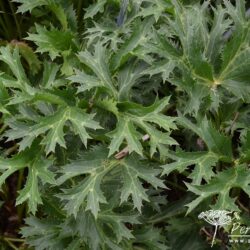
left=0, top=0, right=250, bottom=249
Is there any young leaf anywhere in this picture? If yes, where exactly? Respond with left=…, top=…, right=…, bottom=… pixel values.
left=26, top=24, right=75, bottom=60
left=76, top=43, right=117, bottom=97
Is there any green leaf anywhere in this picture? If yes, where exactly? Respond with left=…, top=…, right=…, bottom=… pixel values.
left=14, top=0, right=48, bottom=13
left=0, top=103, right=10, bottom=114
left=177, top=116, right=233, bottom=160
left=11, top=41, right=41, bottom=74
left=15, top=0, right=77, bottom=31
left=41, top=62, right=61, bottom=89
left=16, top=156, right=55, bottom=214
left=108, top=117, right=143, bottom=156
left=205, top=6, right=232, bottom=64
left=84, top=0, right=107, bottom=19
left=76, top=43, right=117, bottom=97
left=161, top=151, right=219, bottom=185
left=0, top=142, right=55, bottom=214
left=58, top=146, right=165, bottom=217
left=5, top=107, right=102, bottom=154
left=57, top=146, right=114, bottom=218
left=26, top=24, right=75, bottom=60
left=143, top=59, right=176, bottom=83
left=185, top=164, right=250, bottom=214
left=120, top=155, right=166, bottom=212
left=98, top=200, right=139, bottom=242
left=138, top=0, right=173, bottom=22
left=133, top=226, right=167, bottom=250
left=68, top=69, right=102, bottom=93
left=117, top=61, right=146, bottom=101
left=108, top=97, right=177, bottom=157
left=110, top=17, right=154, bottom=71
left=0, top=46, right=29, bottom=85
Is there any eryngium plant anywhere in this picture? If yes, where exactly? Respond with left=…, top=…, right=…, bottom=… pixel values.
left=0, top=0, right=249, bottom=249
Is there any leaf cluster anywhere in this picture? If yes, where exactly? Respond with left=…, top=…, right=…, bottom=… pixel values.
left=0, top=0, right=250, bottom=249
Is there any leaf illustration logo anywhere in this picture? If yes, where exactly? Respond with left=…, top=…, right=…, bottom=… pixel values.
left=198, top=210, right=232, bottom=247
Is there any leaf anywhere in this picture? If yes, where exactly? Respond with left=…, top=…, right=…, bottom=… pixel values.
left=166, top=217, right=210, bottom=250
left=143, top=59, right=176, bottom=82
left=16, top=156, right=55, bottom=214
left=117, top=61, right=146, bottom=101
left=84, top=0, right=107, bottom=19
left=10, top=41, right=41, bottom=74
left=15, top=0, right=77, bottom=31
left=108, top=117, right=143, bottom=156
left=22, top=206, right=137, bottom=250
left=41, top=62, right=61, bottom=89
left=185, top=164, right=250, bottom=214
left=177, top=116, right=233, bottom=160
left=5, top=107, right=101, bottom=154
left=110, top=17, right=154, bottom=71
left=120, top=155, right=166, bottom=212
left=26, top=24, right=75, bottom=60
left=68, top=69, right=102, bottom=93
left=0, top=142, right=55, bottom=214
left=240, top=130, right=250, bottom=161
left=58, top=146, right=165, bottom=217
left=98, top=199, right=139, bottom=242
left=161, top=151, right=219, bottom=185
left=108, top=97, right=177, bottom=157
left=21, top=216, right=68, bottom=250
left=76, top=43, right=117, bottom=96
left=133, top=226, right=167, bottom=250
left=0, top=46, right=29, bottom=85
left=0, top=103, right=10, bottom=115
left=57, top=146, right=113, bottom=218
left=138, top=0, right=172, bottom=22
left=205, top=5, right=232, bottom=64
left=14, top=0, right=48, bottom=13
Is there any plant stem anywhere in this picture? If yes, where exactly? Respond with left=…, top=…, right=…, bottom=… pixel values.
left=4, top=237, right=25, bottom=243
left=3, top=238, right=19, bottom=250
left=9, top=0, right=22, bottom=39
left=17, top=168, right=25, bottom=223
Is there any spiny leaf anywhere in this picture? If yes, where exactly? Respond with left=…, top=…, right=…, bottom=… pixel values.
left=108, top=97, right=177, bottom=157
left=57, top=146, right=114, bottom=218
left=185, top=164, right=250, bottom=214
left=10, top=41, right=41, bottom=74
left=110, top=17, right=154, bottom=71
left=177, top=116, right=232, bottom=160
left=57, top=146, right=165, bottom=217
left=108, top=117, right=143, bottom=156
left=120, top=155, right=166, bottom=211
left=84, top=0, right=107, bottom=19
left=14, top=0, right=48, bottom=13
left=161, top=151, right=219, bottom=185
left=0, top=142, right=55, bottom=214
left=26, top=24, right=75, bottom=60
left=5, top=107, right=101, bottom=154
left=0, top=46, right=28, bottom=84
left=76, top=43, right=117, bottom=97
